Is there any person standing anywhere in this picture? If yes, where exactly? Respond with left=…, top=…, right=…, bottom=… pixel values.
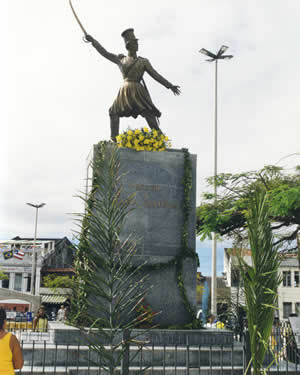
left=56, top=305, right=66, bottom=322
left=0, top=308, right=24, bottom=374
left=33, top=306, right=48, bottom=332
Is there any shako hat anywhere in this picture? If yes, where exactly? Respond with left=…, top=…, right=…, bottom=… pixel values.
left=121, top=28, right=138, bottom=45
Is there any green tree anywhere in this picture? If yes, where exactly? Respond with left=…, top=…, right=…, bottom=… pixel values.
left=239, top=189, right=281, bottom=375
left=43, top=275, right=74, bottom=291
left=197, top=165, right=300, bottom=253
left=69, top=142, right=153, bottom=374
left=0, top=270, right=9, bottom=281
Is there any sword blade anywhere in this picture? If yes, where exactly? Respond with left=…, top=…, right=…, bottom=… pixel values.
left=69, top=0, right=88, bottom=36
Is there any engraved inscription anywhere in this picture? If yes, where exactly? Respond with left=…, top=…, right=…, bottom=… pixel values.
left=144, top=200, right=178, bottom=209
left=130, top=184, right=161, bottom=192
left=128, top=184, right=178, bottom=209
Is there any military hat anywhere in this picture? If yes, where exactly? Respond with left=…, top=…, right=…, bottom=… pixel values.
left=121, top=28, right=138, bottom=45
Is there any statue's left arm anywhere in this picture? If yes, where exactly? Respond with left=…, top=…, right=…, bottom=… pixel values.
left=144, top=59, right=181, bottom=95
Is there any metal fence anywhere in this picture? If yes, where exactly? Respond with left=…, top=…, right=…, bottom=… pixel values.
left=15, top=340, right=244, bottom=375
left=6, top=320, right=300, bottom=375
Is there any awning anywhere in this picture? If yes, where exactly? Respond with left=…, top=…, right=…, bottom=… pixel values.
left=41, top=295, right=67, bottom=304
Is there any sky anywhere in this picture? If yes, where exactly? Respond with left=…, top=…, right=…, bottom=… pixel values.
left=1, top=1, right=300, bottom=276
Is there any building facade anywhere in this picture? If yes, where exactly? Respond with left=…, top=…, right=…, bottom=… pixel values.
left=278, top=256, right=300, bottom=318
left=0, top=237, right=74, bottom=311
left=223, top=248, right=300, bottom=320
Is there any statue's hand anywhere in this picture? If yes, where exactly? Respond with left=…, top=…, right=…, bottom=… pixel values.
left=85, top=34, right=94, bottom=43
left=170, top=85, right=181, bottom=96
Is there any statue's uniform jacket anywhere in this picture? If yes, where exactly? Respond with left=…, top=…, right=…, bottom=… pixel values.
left=90, top=39, right=173, bottom=119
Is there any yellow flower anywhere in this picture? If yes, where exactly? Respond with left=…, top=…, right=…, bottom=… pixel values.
left=152, top=130, right=158, bottom=138
left=127, top=130, right=133, bottom=135
left=150, top=138, right=155, bottom=143
left=159, top=147, right=165, bottom=152
left=127, top=135, right=133, bottom=141
left=116, top=135, right=122, bottom=143
left=126, top=142, right=132, bottom=148
left=139, top=146, right=144, bottom=151
left=138, top=135, right=145, bottom=141
left=117, top=144, right=123, bottom=148
left=143, top=127, right=149, bottom=133
left=134, top=139, right=140, bottom=147
left=164, top=136, right=169, bottom=141
left=134, top=129, right=141, bottom=135
left=144, top=139, right=150, bottom=144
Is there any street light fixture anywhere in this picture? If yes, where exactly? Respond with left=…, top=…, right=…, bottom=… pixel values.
left=26, top=202, right=46, bottom=295
left=199, top=45, right=233, bottom=316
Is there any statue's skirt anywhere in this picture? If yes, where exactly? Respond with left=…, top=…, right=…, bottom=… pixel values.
left=109, top=80, right=161, bottom=119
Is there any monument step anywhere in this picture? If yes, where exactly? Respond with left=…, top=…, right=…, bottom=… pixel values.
left=21, top=344, right=244, bottom=367
left=48, top=323, right=235, bottom=347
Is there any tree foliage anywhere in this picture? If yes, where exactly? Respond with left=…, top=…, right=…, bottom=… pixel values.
left=197, top=165, right=300, bottom=252
left=43, top=275, right=74, bottom=291
left=0, top=270, right=8, bottom=281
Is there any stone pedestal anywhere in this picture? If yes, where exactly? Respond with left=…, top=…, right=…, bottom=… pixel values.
left=93, top=147, right=197, bottom=326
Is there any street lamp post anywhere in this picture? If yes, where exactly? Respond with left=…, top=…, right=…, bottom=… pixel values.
left=26, top=202, right=46, bottom=295
left=199, top=46, right=233, bottom=316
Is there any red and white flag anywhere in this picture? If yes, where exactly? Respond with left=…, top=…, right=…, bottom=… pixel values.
left=13, top=249, right=25, bottom=260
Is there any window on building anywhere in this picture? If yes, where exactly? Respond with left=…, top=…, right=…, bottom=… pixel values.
left=2, top=274, right=9, bottom=288
left=283, top=271, right=291, bottom=287
left=294, top=271, right=300, bottom=287
left=26, top=276, right=31, bottom=292
left=283, top=302, right=292, bottom=318
left=296, top=303, right=300, bottom=316
left=14, top=273, right=22, bottom=291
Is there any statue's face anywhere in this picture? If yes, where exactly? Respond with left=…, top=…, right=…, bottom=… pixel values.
left=127, top=40, right=139, bottom=52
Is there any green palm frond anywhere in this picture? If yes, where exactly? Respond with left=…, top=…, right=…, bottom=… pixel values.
left=238, top=189, right=282, bottom=375
left=70, top=142, right=152, bottom=374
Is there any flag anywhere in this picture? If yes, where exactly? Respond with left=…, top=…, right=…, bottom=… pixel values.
left=13, top=249, right=25, bottom=260
left=3, top=250, right=13, bottom=260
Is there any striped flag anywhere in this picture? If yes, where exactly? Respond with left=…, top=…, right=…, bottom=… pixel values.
left=13, top=249, right=25, bottom=260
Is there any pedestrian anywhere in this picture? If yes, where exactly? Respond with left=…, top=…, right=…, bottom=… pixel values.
left=33, top=306, right=48, bottom=332
left=56, top=305, right=66, bottom=322
left=0, top=308, right=24, bottom=374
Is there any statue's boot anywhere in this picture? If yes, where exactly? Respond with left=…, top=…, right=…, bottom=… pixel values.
left=145, top=115, right=163, bottom=133
left=110, top=116, right=120, bottom=142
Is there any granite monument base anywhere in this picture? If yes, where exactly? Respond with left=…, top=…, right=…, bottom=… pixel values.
left=93, top=147, right=197, bottom=326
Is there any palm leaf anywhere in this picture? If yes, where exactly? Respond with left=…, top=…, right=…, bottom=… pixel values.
left=238, top=189, right=281, bottom=375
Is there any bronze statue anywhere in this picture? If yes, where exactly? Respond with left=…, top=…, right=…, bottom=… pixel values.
left=85, top=29, right=181, bottom=140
